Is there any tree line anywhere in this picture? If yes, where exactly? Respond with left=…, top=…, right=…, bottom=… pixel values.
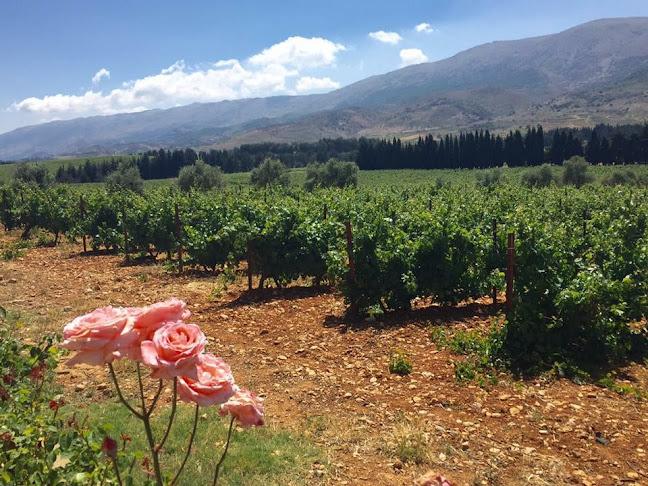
left=54, top=139, right=358, bottom=183
left=52, top=123, right=648, bottom=183
left=357, top=123, right=648, bottom=170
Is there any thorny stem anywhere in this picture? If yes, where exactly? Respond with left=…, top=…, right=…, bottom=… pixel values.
left=170, top=404, right=200, bottom=485
left=137, top=362, right=146, bottom=412
left=147, top=379, right=164, bottom=416
left=141, top=410, right=164, bottom=486
left=109, top=362, right=162, bottom=485
left=157, top=377, right=177, bottom=452
left=111, top=457, right=124, bottom=486
left=212, top=416, right=235, bottom=486
left=108, top=363, right=143, bottom=420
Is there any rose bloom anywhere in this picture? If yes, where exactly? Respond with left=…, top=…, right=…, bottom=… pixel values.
left=178, top=354, right=236, bottom=407
left=130, top=298, right=191, bottom=341
left=62, top=307, right=138, bottom=366
left=219, top=388, right=264, bottom=428
left=125, top=298, right=192, bottom=360
left=101, top=436, right=118, bottom=460
left=141, top=322, right=206, bottom=380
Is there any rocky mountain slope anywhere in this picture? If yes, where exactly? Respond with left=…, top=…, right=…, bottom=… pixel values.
left=1, top=17, right=647, bottom=160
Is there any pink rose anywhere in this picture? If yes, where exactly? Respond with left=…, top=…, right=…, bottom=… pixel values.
left=62, top=307, right=138, bottom=366
left=130, top=298, right=191, bottom=340
left=219, top=389, right=264, bottom=428
left=178, top=354, right=237, bottom=407
left=141, top=322, right=206, bottom=380
left=125, top=298, right=192, bottom=360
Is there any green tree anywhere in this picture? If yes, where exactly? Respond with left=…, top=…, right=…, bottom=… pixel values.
left=562, top=156, right=592, bottom=188
left=12, top=163, right=53, bottom=189
left=105, top=162, right=144, bottom=194
left=586, top=130, right=600, bottom=163
left=250, top=158, right=290, bottom=189
left=521, top=164, right=555, bottom=188
left=304, top=159, right=358, bottom=191
left=177, top=160, right=224, bottom=192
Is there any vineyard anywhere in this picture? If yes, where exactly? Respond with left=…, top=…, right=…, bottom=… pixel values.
left=2, top=178, right=647, bottom=375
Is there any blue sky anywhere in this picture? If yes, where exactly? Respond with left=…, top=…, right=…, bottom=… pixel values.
left=1, top=0, right=647, bottom=134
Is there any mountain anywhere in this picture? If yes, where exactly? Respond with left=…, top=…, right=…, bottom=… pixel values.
left=2, top=17, right=648, bottom=160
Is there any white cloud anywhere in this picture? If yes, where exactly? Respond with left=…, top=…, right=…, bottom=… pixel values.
left=415, top=23, right=434, bottom=34
left=9, top=36, right=346, bottom=118
left=248, top=36, right=346, bottom=69
left=368, top=30, right=403, bottom=45
left=400, top=48, right=428, bottom=67
left=295, top=76, right=340, bottom=93
left=91, top=68, right=110, bottom=84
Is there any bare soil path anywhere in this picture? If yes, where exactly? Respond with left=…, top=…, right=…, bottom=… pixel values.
left=1, top=239, right=647, bottom=485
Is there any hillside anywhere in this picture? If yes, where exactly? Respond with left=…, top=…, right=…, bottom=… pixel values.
left=1, top=17, right=648, bottom=160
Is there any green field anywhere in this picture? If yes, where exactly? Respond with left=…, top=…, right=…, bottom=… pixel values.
left=4, top=155, right=648, bottom=189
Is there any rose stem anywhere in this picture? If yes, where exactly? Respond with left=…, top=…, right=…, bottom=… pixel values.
left=170, top=403, right=200, bottom=485
left=212, top=416, right=235, bottom=486
left=157, top=377, right=178, bottom=451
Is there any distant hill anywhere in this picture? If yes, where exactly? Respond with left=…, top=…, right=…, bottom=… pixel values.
left=1, top=17, right=648, bottom=161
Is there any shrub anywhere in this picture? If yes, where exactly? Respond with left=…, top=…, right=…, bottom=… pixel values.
left=475, top=168, right=502, bottom=187
left=12, top=163, right=53, bottom=189
left=562, top=156, right=592, bottom=188
left=0, top=309, right=126, bottom=484
left=602, top=169, right=637, bottom=187
left=177, top=160, right=224, bottom=192
left=389, top=350, right=413, bottom=375
left=304, top=159, right=358, bottom=191
left=250, top=158, right=289, bottom=189
left=105, top=162, right=144, bottom=195
left=60, top=299, right=265, bottom=485
left=521, top=164, right=555, bottom=188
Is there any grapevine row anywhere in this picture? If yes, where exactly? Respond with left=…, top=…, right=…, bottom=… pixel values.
left=1, top=182, right=646, bottom=370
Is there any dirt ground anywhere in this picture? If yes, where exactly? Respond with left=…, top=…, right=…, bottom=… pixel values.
left=1, top=239, right=647, bottom=485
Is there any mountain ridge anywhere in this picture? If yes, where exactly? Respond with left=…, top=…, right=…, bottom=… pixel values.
left=2, top=17, right=648, bottom=160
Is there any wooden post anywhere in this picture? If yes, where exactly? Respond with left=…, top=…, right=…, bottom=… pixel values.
left=323, top=203, right=328, bottom=220
left=120, top=203, right=129, bottom=264
left=345, top=220, right=355, bottom=282
left=246, top=241, right=253, bottom=291
left=174, top=203, right=183, bottom=274
left=506, top=232, right=515, bottom=311
left=492, top=219, right=497, bottom=305
left=80, top=195, right=87, bottom=253
left=582, top=209, right=587, bottom=238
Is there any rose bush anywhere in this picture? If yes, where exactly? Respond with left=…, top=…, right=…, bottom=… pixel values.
left=62, top=298, right=264, bottom=486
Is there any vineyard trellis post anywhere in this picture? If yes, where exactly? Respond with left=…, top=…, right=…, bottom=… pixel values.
left=80, top=195, right=87, bottom=254
left=345, top=220, right=356, bottom=315
left=323, top=203, right=328, bottom=220
left=174, top=203, right=183, bottom=274
left=492, top=219, right=497, bottom=305
left=246, top=241, right=253, bottom=291
left=345, top=220, right=356, bottom=282
left=506, top=232, right=515, bottom=311
left=120, top=203, right=129, bottom=264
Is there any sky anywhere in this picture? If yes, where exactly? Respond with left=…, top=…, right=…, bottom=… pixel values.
left=1, top=0, right=647, bottom=135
